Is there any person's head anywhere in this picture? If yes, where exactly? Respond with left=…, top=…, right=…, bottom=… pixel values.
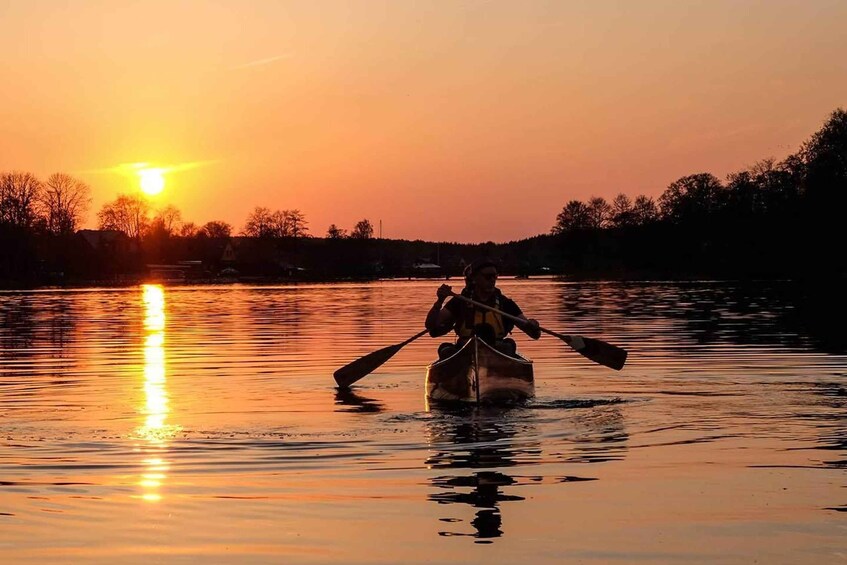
left=464, top=259, right=499, bottom=296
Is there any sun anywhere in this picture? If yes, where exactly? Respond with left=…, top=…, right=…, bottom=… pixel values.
left=139, top=168, right=165, bottom=196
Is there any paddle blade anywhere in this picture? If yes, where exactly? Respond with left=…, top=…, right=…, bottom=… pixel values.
left=568, top=335, right=628, bottom=371
left=333, top=343, right=404, bottom=388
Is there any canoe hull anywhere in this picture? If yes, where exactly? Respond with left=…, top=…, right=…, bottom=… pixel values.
left=425, top=337, right=534, bottom=403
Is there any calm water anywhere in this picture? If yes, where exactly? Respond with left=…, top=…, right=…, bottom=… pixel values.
left=1, top=280, right=845, bottom=564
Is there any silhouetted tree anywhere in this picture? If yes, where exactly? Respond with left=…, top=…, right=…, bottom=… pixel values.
left=799, top=108, right=847, bottom=207
left=269, top=210, right=288, bottom=237
left=179, top=222, right=199, bottom=238
left=0, top=172, right=43, bottom=229
left=551, top=200, right=591, bottom=234
left=244, top=207, right=308, bottom=238
left=327, top=224, right=347, bottom=239
left=149, top=205, right=183, bottom=237
left=201, top=220, right=232, bottom=239
left=41, top=173, right=91, bottom=235
left=750, top=159, right=801, bottom=213
left=610, top=193, right=633, bottom=228
left=97, top=194, right=150, bottom=238
left=281, top=209, right=309, bottom=238
left=631, top=195, right=658, bottom=225
left=659, top=173, right=724, bottom=224
left=243, top=206, right=275, bottom=238
left=586, top=196, right=612, bottom=229
left=724, top=160, right=796, bottom=218
left=350, top=218, right=374, bottom=239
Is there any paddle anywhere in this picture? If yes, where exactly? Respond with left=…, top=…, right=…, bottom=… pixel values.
left=334, top=329, right=429, bottom=388
left=449, top=291, right=628, bottom=371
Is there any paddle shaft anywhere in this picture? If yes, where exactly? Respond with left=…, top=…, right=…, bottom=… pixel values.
left=448, top=290, right=628, bottom=370
left=448, top=291, right=570, bottom=342
left=403, top=329, right=430, bottom=344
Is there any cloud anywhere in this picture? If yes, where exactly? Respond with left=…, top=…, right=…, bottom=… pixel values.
left=232, top=53, right=294, bottom=70
left=77, top=160, right=218, bottom=176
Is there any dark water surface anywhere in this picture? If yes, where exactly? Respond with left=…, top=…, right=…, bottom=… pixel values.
left=1, top=280, right=845, bottom=563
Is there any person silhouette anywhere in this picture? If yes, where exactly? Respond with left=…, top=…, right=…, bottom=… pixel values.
left=425, top=259, right=540, bottom=359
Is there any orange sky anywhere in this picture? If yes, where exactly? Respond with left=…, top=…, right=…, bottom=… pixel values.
left=1, top=0, right=845, bottom=242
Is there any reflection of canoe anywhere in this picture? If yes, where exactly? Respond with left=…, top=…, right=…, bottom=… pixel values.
left=425, top=337, right=534, bottom=403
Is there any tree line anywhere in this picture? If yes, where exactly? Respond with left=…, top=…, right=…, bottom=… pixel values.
left=96, top=196, right=376, bottom=241
left=2, top=107, right=844, bottom=285
left=552, top=109, right=845, bottom=236
left=0, top=171, right=384, bottom=285
left=545, top=108, right=846, bottom=279
left=0, top=172, right=91, bottom=235
left=0, top=169, right=379, bottom=244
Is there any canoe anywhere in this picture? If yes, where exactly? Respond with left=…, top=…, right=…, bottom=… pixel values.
left=425, top=337, right=534, bottom=403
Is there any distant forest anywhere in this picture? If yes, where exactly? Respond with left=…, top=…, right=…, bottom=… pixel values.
left=0, top=108, right=845, bottom=287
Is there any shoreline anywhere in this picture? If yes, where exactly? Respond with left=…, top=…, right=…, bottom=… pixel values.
left=2, top=273, right=841, bottom=293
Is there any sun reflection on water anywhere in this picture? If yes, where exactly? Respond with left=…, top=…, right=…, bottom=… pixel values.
left=135, top=284, right=180, bottom=503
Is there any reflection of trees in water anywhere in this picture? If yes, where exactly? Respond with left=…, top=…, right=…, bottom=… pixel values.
left=556, top=281, right=847, bottom=354
left=0, top=296, right=36, bottom=359
left=346, top=286, right=378, bottom=340
left=75, top=291, right=136, bottom=349
left=244, top=288, right=310, bottom=353
left=46, top=296, right=76, bottom=355
left=424, top=403, right=626, bottom=542
left=0, top=294, right=78, bottom=377
left=243, top=285, right=384, bottom=353
left=772, top=285, right=847, bottom=354
left=662, top=282, right=847, bottom=354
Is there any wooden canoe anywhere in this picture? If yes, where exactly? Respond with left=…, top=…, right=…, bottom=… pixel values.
left=425, top=337, right=534, bottom=403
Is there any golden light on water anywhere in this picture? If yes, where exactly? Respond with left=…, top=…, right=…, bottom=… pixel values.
left=141, top=285, right=170, bottom=440
left=136, top=284, right=179, bottom=503
left=139, top=168, right=165, bottom=196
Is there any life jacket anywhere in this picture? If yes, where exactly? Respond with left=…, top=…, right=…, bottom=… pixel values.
left=455, top=289, right=507, bottom=340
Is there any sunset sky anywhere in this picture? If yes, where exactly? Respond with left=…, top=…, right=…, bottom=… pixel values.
left=1, top=0, right=845, bottom=242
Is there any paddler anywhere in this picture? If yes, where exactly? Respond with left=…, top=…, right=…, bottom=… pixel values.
left=425, top=258, right=541, bottom=358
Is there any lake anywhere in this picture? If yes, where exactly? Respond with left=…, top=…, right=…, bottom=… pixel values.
left=1, top=279, right=845, bottom=563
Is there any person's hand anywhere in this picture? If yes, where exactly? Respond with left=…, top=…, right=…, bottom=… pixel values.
left=524, top=318, right=541, bottom=340
left=436, top=284, right=453, bottom=301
